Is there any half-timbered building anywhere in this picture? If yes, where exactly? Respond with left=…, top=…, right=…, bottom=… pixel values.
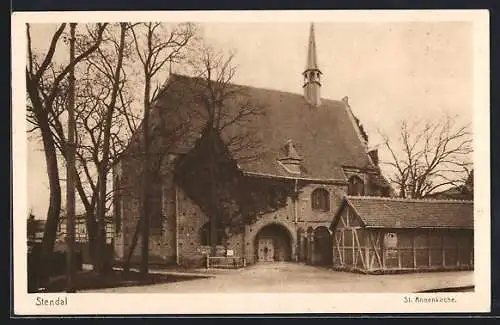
left=331, top=196, right=474, bottom=273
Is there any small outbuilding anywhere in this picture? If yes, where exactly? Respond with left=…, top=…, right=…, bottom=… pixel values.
left=331, top=196, right=474, bottom=274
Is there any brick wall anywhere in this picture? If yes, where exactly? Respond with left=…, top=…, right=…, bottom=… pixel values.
left=297, top=183, right=346, bottom=224
left=176, top=186, right=209, bottom=267
left=116, top=150, right=363, bottom=268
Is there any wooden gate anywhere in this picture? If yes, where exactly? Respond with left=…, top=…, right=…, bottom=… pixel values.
left=257, top=238, right=274, bottom=262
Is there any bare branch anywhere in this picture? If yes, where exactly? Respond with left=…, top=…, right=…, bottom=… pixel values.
left=379, top=114, right=473, bottom=198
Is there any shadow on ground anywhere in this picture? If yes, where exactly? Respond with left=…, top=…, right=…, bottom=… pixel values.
left=39, top=270, right=210, bottom=293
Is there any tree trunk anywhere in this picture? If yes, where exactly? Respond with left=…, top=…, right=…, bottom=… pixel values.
left=140, top=173, right=150, bottom=276
left=140, top=77, right=151, bottom=276
left=75, top=172, right=100, bottom=271
left=208, top=127, right=218, bottom=256
left=84, top=211, right=99, bottom=269
left=124, top=214, right=143, bottom=272
left=26, top=73, right=62, bottom=285
left=94, top=167, right=109, bottom=274
left=65, top=22, right=77, bottom=292
left=94, top=24, right=127, bottom=275
left=38, top=111, right=62, bottom=285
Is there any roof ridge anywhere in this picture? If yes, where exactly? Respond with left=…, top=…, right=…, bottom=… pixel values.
left=345, top=195, right=473, bottom=204
left=169, top=72, right=344, bottom=104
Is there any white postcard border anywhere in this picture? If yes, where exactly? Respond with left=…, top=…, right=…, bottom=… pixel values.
left=12, top=9, right=490, bottom=315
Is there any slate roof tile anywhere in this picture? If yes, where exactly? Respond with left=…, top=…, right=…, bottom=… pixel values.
left=151, top=74, right=376, bottom=181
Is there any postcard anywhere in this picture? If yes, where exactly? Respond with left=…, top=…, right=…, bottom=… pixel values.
left=12, top=9, right=490, bottom=315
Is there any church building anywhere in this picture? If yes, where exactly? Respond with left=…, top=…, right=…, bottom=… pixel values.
left=113, top=24, right=392, bottom=268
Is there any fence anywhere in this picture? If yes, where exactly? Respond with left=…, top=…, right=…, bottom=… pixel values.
left=206, top=256, right=246, bottom=269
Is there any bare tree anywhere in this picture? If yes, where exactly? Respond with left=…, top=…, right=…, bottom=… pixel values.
left=72, top=23, right=130, bottom=274
left=90, top=23, right=128, bottom=274
left=126, top=22, right=197, bottom=275
left=175, top=44, right=266, bottom=255
left=27, top=23, right=150, bottom=276
left=26, top=23, right=107, bottom=283
left=379, top=114, right=473, bottom=199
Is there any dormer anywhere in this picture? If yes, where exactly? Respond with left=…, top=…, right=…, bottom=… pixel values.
left=278, top=139, right=302, bottom=175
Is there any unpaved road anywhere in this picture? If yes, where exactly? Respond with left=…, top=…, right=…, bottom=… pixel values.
left=83, top=262, right=474, bottom=293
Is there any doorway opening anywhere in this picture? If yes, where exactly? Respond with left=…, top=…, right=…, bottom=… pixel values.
left=313, top=226, right=333, bottom=266
left=255, top=223, right=292, bottom=263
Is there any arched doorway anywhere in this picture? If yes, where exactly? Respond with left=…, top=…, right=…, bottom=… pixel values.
left=254, top=224, right=292, bottom=262
left=314, top=226, right=333, bottom=266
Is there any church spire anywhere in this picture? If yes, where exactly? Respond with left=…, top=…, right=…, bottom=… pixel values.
left=303, top=23, right=322, bottom=107
left=306, top=23, right=319, bottom=71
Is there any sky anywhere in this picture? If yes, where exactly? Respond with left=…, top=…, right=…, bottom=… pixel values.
left=25, top=20, right=473, bottom=218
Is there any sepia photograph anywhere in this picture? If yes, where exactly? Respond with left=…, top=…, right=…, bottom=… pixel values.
left=12, top=10, right=490, bottom=314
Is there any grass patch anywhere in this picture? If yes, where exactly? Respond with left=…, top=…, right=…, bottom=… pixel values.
left=39, top=270, right=208, bottom=293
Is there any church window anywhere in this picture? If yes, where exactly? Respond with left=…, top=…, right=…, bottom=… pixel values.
left=348, top=175, right=365, bottom=196
left=311, top=188, right=330, bottom=211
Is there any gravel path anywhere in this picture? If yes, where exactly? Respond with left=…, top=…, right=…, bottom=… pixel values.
left=82, top=262, right=474, bottom=293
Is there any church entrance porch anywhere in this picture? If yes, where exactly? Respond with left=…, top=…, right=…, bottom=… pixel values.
left=255, top=224, right=292, bottom=263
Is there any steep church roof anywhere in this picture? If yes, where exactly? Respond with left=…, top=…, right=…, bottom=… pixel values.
left=126, top=24, right=384, bottom=183
left=150, top=73, right=376, bottom=181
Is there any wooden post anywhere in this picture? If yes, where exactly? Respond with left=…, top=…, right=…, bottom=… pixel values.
left=365, top=246, right=370, bottom=270
left=369, top=231, right=381, bottom=270
left=441, top=234, right=446, bottom=268
left=470, top=233, right=474, bottom=267
left=397, top=248, right=402, bottom=269
left=341, top=229, right=345, bottom=267
left=332, top=233, right=336, bottom=266
left=354, top=229, right=366, bottom=270
left=381, top=233, right=386, bottom=270
left=428, top=229, right=432, bottom=267
left=352, top=230, right=355, bottom=268
left=412, top=234, right=417, bottom=269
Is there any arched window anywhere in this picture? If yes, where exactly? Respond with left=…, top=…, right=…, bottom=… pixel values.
left=311, top=188, right=330, bottom=211
left=200, top=222, right=225, bottom=246
left=348, top=175, right=365, bottom=196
